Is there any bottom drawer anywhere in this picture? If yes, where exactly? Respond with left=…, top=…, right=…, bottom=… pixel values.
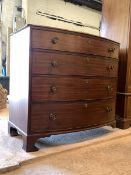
left=30, top=99, right=115, bottom=133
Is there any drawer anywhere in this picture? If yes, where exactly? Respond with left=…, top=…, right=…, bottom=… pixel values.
left=31, top=29, right=119, bottom=58
left=30, top=100, right=115, bottom=133
left=32, top=76, right=117, bottom=101
left=32, top=51, right=118, bottom=77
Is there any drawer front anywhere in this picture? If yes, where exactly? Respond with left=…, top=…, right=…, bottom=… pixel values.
left=31, top=29, right=119, bottom=58
left=32, top=51, right=118, bottom=77
left=32, top=76, right=117, bottom=101
left=30, top=100, right=115, bottom=133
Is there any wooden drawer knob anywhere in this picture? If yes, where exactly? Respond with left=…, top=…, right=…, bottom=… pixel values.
left=50, top=86, right=57, bottom=93
left=51, top=37, right=59, bottom=44
left=108, top=48, right=115, bottom=53
left=51, top=60, right=58, bottom=67
left=49, top=113, right=57, bottom=120
left=106, top=65, right=114, bottom=71
left=106, top=85, right=113, bottom=91
left=105, top=107, right=112, bottom=113
left=110, top=65, right=114, bottom=70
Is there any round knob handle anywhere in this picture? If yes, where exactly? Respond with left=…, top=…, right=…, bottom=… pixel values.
left=49, top=113, right=57, bottom=120
left=51, top=60, right=58, bottom=67
left=51, top=37, right=59, bottom=44
left=106, top=65, right=114, bottom=71
left=106, top=85, right=113, bottom=91
left=50, top=86, right=57, bottom=93
left=108, top=48, right=115, bottom=53
left=110, top=65, right=114, bottom=70
left=105, top=107, right=112, bottom=113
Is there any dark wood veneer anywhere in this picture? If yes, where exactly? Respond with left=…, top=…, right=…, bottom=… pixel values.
left=100, top=0, right=131, bottom=129
left=32, top=28, right=119, bottom=58
left=32, top=50, right=118, bottom=77
left=31, top=99, right=115, bottom=133
left=32, top=76, right=117, bottom=101
left=9, top=25, right=119, bottom=152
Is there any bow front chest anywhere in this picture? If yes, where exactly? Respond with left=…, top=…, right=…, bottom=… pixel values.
left=8, top=25, right=119, bottom=152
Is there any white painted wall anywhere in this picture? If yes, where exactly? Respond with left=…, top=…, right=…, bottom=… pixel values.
left=22, top=0, right=101, bottom=36
left=0, top=0, right=101, bottom=75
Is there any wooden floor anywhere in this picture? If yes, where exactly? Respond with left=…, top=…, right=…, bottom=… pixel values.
left=1, top=107, right=131, bottom=175
left=0, top=107, right=8, bottom=118
left=3, top=127, right=131, bottom=175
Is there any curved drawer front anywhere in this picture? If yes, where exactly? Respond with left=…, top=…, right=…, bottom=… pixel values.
left=30, top=100, right=115, bottom=133
left=31, top=29, right=119, bottom=58
left=32, top=51, right=118, bottom=77
left=32, top=76, right=117, bottom=101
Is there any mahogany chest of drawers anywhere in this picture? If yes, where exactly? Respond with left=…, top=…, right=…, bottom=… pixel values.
left=8, top=25, right=119, bottom=152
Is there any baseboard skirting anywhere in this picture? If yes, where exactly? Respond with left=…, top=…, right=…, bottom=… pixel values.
left=116, top=115, right=131, bottom=129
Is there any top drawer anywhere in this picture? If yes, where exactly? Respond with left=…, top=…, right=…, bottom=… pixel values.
left=31, top=29, right=119, bottom=59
